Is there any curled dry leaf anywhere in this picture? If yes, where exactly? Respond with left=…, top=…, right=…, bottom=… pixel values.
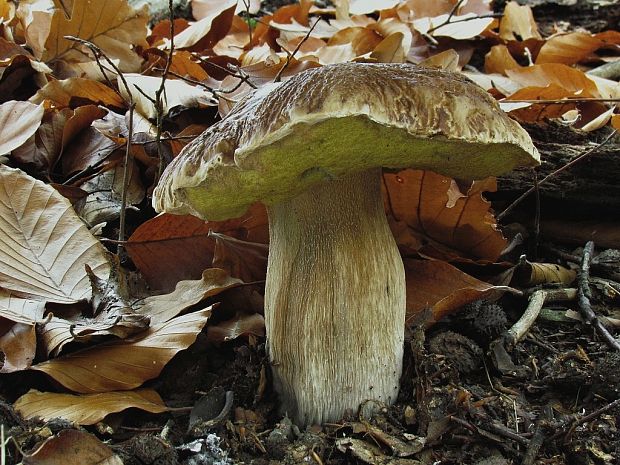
left=383, top=169, right=507, bottom=263
left=0, top=290, right=43, bottom=371
left=172, top=0, right=237, bottom=50
left=405, top=259, right=506, bottom=326
left=506, top=63, right=601, bottom=97
left=536, top=31, right=620, bottom=65
left=30, top=308, right=212, bottom=393
left=499, top=1, right=541, bottom=42
left=12, top=105, right=109, bottom=174
left=206, top=312, right=265, bottom=343
left=120, top=74, right=216, bottom=120
left=0, top=165, right=111, bottom=304
left=37, top=0, right=149, bottom=73
left=30, top=78, right=125, bottom=109
left=76, top=159, right=145, bottom=227
left=20, top=429, right=122, bottom=465
left=484, top=44, right=521, bottom=74
left=139, top=268, right=242, bottom=325
left=0, top=100, right=44, bottom=155
left=513, top=259, right=577, bottom=287
left=15, top=389, right=168, bottom=425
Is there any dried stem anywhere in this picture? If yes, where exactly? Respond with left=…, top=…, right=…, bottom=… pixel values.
left=578, top=241, right=620, bottom=350
left=154, top=0, right=176, bottom=181
left=63, top=35, right=137, bottom=255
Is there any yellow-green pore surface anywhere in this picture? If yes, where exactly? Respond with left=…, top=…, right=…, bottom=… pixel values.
left=183, top=116, right=534, bottom=220
left=153, top=63, right=539, bottom=221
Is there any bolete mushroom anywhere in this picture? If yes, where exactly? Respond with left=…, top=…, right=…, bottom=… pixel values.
left=153, top=63, right=539, bottom=426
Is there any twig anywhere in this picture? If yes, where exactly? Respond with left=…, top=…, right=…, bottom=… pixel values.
left=520, top=423, right=546, bottom=465
left=273, top=18, right=322, bottom=83
left=578, top=241, right=620, bottom=350
left=497, top=130, right=617, bottom=221
left=550, top=398, right=620, bottom=441
left=427, top=0, right=465, bottom=34
left=154, top=0, right=176, bottom=180
left=506, top=289, right=547, bottom=347
left=449, top=416, right=521, bottom=456
left=64, top=35, right=137, bottom=255
left=428, top=13, right=502, bottom=34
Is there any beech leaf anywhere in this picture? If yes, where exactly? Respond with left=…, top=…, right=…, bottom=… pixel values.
left=405, top=259, right=506, bottom=326
left=20, top=429, right=122, bottom=465
left=139, top=268, right=242, bottom=325
left=0, top=100, right=44, bottom=155
left=30, top=308, right=212, bottom=393
left=15, top=389, right=169, bottom=425
left=383, top=169, right=507, bottom=263
left=0, top=166, right=111, bottom=304
left=39, top=0, right=148, bottom=72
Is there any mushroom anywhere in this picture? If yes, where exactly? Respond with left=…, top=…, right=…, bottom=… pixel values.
left=153, top=63, right=539, bottom=426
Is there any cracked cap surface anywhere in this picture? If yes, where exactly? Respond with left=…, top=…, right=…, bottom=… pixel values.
left=153, top=62, right=540, bottom=220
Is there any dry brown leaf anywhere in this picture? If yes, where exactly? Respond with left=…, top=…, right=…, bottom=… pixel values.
left=0, top=290, right=45, bottom=321
left=404, top=259, right=504, bottom=327
left=11, top=105, right=108, bottom=173
left=0, top=165, right=110, bottom=303
left=328, top=27, right=383, bottom=55
left=120, top=74, right=215, bottom=120
left=0, top=100, right=44, bottom=154
left=20, top=429, right=122, bottom=465
left=506, top=64, right=600, bottom=97
left=15, top=389, right=169, bottom=425
left=37, top=0, right=148, bottom=73
left=612, top=114, right=620, bottom=130
left=206, top=313, right=265, bottom=343
left=370, top=32, right=406, bottom=63
left=314, top=42, right=356, bottom=64
left=346, top=0, right=400, bottom=15
left=139, top=268, right=242, bottom=325
left=384, top=169, right=507, bottom=263
left=31, top=308, right=211, bottom=393
left=485, top=44, right=521, bottom=74
left=536, top=31, right=620, bottom=65
left=0, top=316, right=36, bottom=373
left=513, top=260, right=576, bottom=286
left=397, top=0, right=455, bottom=20
left=211, top=232, right=269, bottom=283
left=126, top=204, right=268, bottom=292
left=499, top=1, right=541, bottom=42
left=169, top=50, right=210, bottom=81
left=76, top=159, right=145, bottom=227
left=413, top=13, right=493, bottom=40
left=30, top=78, right=125, bottom=109
left=580, top=107, right=615, bottom=132
left=419, top=49, right=460, bottom=71
left=504, top=83, right=579, bottom=122
left=60, top=126, right=123, bottom=177
left=173, top=0, right=236, bottom=50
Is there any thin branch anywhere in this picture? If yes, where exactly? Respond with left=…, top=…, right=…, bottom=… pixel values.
left=63, top=35, right=137, bottom=255
left=497, top=130, right=617, bottom=221
left=154, top=0, right=176, bottom=180
left=273, top=18, right=322, bottom=83
left=578, top=241, right=620, bottom=351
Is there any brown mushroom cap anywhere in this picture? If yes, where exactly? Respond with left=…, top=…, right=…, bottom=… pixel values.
left=153, top=62, right=539, bottom=220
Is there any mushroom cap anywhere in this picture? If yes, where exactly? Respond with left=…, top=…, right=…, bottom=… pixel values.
left=153, top=62, right=539, bottom=220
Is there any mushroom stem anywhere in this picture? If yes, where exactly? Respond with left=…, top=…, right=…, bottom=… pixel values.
left=265, top=168, right=406, bottom=426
